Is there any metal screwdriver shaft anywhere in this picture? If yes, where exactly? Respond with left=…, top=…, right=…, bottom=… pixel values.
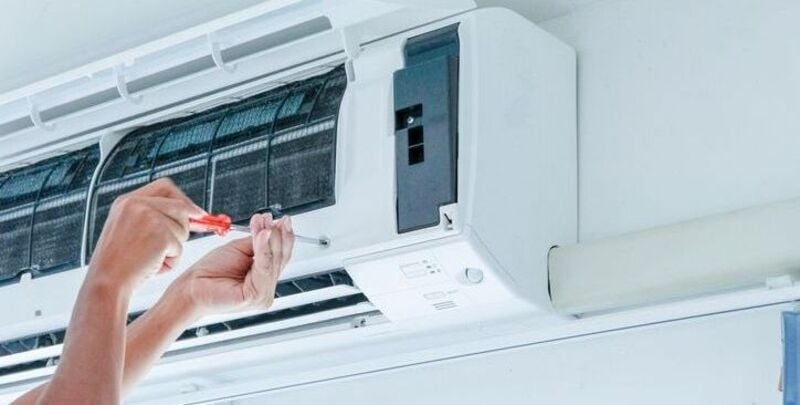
left=228, top=223, right=329, bottom=246
left=190, top=214, right=330, bottom=247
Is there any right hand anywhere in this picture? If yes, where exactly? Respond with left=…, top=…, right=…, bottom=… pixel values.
left=171, top=213, right=295, bottom=316
left=89, top=178, right=206, bottom=292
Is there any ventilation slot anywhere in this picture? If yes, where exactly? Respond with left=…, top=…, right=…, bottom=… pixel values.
left=0, top=17, right=334, bottom=140
left=177, top=294, right=369, bottom=344
left=0, top=269, right=377, bottom=381
left=0, top=145, right=99, bottom=284
left=89, top=66, right=346, bottom=258
left=433, top=301, right=457, bottom=311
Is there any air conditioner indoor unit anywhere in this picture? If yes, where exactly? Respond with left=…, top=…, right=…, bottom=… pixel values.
left=0, top=0, right=576, bottom=401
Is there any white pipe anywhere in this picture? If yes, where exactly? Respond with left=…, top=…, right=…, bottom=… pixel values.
left=549, top=198, right=800, bottom=314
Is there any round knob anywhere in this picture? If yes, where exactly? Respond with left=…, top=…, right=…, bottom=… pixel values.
left=464, top=268, right=484, bottom=284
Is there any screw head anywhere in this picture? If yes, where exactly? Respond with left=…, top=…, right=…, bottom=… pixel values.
left=464, top=268, right=484, bottom=284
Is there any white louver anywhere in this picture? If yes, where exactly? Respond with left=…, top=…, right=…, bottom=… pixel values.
left=0, top=269, right=380, bottom=388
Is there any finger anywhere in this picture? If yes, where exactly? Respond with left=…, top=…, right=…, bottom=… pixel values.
left=253, top=215, right=272, bottom=261
left=133, top=178, right=205, bottom=217
left=248, top=228, right=275, bottom=305
left=280, top=217, right=294, bottom=270
left=139, top=198, right=191, bottom=241
left=267, top=218, right=283, bottom=278
left=253, top=227, right=272, bottom=266
left=263, top=212, right=272, bottom=232
left=161, top=210, right=190, bottom=242
left=250, top=213, right=265, bottom=236
left=160, top=235, right=183, bottom=273
left=227, top=235, right=254, bottom=256
left=142, top=196, right=202, bottom=223
left=159, top=255, right=180, bottom=274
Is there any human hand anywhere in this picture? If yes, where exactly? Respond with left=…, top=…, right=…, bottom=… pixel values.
left=89, top=178, right=206, bottom=293
left=170, top=213, right=295, bottom=316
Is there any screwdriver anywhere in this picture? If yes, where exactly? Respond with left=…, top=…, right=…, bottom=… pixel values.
left=190, top=214, right=330, bottom=247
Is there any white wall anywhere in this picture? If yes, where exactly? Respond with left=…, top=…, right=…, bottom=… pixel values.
left=543, top=0, right=800, bottom=241
left=235, top=305, right=784, bottom=405
left=229, top=1, right=797, bottom=403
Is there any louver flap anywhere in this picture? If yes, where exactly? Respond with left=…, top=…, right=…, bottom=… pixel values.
left=0, top=269, right=374, bottom=381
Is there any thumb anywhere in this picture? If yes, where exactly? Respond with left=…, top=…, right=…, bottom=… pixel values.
left=226, top=236, right=254, bottom=256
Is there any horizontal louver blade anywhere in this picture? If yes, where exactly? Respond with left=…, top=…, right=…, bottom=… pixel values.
left=0, top=269, right=363, bottom=375
left=0, top=269, right=358, bottom=362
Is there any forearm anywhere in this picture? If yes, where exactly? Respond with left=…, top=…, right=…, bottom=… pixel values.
left=14, top=281, right=201, bottom=403
left=35, top=274, right=131, bottom=404
left=121, top=282, right=200, bottom=395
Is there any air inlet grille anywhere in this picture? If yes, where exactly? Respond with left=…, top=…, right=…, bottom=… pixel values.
left=89, top=66, right=346, bottom=257
left=0, top=145, right=99, bottom=284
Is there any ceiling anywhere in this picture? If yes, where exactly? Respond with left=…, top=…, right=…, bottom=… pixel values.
left=0, top=0, right=596, bottom=95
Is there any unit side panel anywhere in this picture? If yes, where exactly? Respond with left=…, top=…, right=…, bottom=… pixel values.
left=459, top=9, right=578, bottom=309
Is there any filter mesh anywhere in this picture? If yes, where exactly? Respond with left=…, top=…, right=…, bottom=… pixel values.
left=309, top=73, right=347, bottom=122
left=30, top=151, right=98, bottom=274
left=0, top=145, right=99, bottom=283
left=30, top=196, right=86, bottom=272
left=214, top=95, right=284, bottom=149
left=0, top=165, right=45, bottom=280
left=273, top=83, right=322, bottom=131
left=89, top=65, right=345, bottom=258
left=125, top=132, right=167, bottom=176
left=268, top=126, right=336, bottom=213
left=152, top=161, right=208, bottom=208
left=211, top=146, right=268, bottom=223
left=156, top=119, right=217, bottom=165
left=0, top=216, right=33, bottom=281
left=99, top=136, right=142, bottom=181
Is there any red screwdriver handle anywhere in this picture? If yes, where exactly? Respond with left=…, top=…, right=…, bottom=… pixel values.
left=189, top=214, right=232, bottom=236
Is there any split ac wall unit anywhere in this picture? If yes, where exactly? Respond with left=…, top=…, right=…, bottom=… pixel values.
left=0, top=1, right=577, bottom=398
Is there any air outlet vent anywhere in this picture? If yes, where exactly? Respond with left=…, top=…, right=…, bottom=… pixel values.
left=0, top=269, right=373, bottom=380
left=0, top=145, right=99, bottom=284
left=88, top=66, right=346, bottom=258
left=433, top=301, right=457, bottom=311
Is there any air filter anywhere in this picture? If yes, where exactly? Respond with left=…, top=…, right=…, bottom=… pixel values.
left=0, top=145, right=99, bottom=283
left=89, top=66, right=346, bottom=258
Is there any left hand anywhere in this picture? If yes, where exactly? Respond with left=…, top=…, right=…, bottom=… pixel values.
left=170, top=213, right=295, bottom=317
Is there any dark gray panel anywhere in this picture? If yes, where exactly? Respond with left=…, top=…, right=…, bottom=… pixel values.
left=394, top=25, right=459, bottom=233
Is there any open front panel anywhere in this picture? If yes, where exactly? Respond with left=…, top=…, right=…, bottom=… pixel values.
left=0, top=146, right=99, bottom=284
left=89, top=66, right=346, bottom=258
